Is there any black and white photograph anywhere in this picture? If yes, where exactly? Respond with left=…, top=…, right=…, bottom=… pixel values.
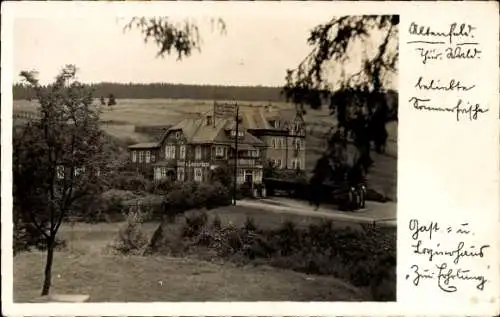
left=9, top=7, right=398, bottom=304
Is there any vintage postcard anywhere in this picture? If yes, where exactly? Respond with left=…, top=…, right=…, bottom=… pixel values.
left=1, top=1, right=498, bottom=316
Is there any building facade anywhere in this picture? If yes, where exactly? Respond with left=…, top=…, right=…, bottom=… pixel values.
left=236, top=107, right=306, bottom=171
left=128, top=106, right=306, bottom=184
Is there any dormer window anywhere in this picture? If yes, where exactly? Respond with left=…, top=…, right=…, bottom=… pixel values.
left=206, top=115, right=213, bottom=126
left=274, top=120, right=280, bottom=129
left=215, top=146, right=224, bottom=157
left=230, top=130, right=244, bottom=137
left=175, top=131, right=181, bottom=139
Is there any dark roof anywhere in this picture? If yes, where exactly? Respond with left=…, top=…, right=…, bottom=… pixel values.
left=155, top=105, right=303, bottom=148
left=164, top=110, right=264, bottom=147
left=128, top=142, right=160, bottom=149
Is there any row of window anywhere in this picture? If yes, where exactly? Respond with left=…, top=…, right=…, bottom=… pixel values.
left=270, top=137, right=305, bottom=150
left=165, top=145, right=186, bottom=159
left=167, top=145, right=259, bottom=161
left=230, top=130, right=245, bottom=138
left=153, top=167, right=266, bottom=183
left=131, top=150, right=156, bottom=163
left=271, top=120, right=304, bottom=132
left=271, top=158, right=302, bottom=169
left=154, top=166, right=202, bottom=182
left=133, top=145, right=265, bottom=164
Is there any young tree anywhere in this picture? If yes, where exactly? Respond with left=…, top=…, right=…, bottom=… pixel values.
left=283, top=15, right=399, bottom=183
left=107, top=93, right=117, bottom=106
left=13, top=65, right=105, bottom=296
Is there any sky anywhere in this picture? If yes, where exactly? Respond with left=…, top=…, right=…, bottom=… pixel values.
left=13, top=14, right=396, bottom=88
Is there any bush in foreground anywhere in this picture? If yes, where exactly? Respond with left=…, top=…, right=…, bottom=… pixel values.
left=112, top=210, right=149, bottom=255
left=152, top=215, right=396, bottom=301
left=145, top=181, right=232, bottom=253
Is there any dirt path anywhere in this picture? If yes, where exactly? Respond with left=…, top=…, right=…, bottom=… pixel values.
left=237, top=198, right=397, bottom=227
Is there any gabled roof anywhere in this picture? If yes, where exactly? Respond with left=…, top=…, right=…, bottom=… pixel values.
left=168, top=117, right=202, bottom=140
left=149, top=105, right=307, bottom=149
left=190, top=117, right=231, bottom=143
left=265, top=108, right=303, bottom=124
left=161, top=109, right=264, bottom=147
left=240, top=109, right=273, bottom=130
left=238, top=129, right=265, bottom=146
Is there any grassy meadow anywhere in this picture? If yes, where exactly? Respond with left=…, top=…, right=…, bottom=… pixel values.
left=14, top=205, right=370, bottom=302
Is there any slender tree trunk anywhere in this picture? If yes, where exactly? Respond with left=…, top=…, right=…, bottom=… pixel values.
left=41, top=237, right=55, bottom=296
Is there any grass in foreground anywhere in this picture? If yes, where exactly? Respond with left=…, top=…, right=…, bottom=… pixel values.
left=14, top=252, right=368, bottom=302
left=14, top=205, right=370, bottom=302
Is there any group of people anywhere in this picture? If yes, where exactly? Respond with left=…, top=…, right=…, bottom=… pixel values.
left=308, top=157, right=367, bottom=211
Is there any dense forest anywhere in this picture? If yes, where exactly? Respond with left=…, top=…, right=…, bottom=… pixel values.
left=13, top=82, right=288, bottom=102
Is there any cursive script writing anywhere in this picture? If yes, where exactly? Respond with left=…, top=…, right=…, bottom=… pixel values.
left=415, top=76, right=475, bottom=92
left=409, top=263, right=488, bottom=292
left=407, top=219, right=492, bottom=294
left=409, top=219, right=440, bottom=241
left=445, top=46, right=481, bottom=60
left=409, top=22, right=476, bottom=45
left=411, top=240, right=490, bottom=264
left=414, top=45, right=481, bottom=64
left=409, top=97, right=489, bottom=121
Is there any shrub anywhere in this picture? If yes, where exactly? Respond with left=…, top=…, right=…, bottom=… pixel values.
left=124, top=194, right=164, bottom=222
left=147, top=202, right=396, bottom=301
left=212, top=214, right=222, bottom=230
left=107, top=171, right=151, bottom=193
left=204, top=182, right=232, bottom=209
left=164, top=181, right=231, bottom=218
left=190, top=218, right=395, bottom=300
left=210, top=164, right=232, bottom=189
left=145, top=219, right=188, bottom=256
left=112, top=210, right=148, bottom=255
left=182, top=211, right=209, bottom=238
left=150, top=179, right=175, bottom=195
left=98, top=189, right=138, bottom=222
left=243, top=216, right=257, bottom=232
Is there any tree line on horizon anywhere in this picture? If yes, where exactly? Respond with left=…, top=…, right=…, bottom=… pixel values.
left=13, top=82, right=398, bottom=104
left=13, top=82, right=289, bottom=102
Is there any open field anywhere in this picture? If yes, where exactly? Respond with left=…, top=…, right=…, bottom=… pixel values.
left=13, top=98, right=398, bottom=200
left=14, top=205, right=370, bottom=302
